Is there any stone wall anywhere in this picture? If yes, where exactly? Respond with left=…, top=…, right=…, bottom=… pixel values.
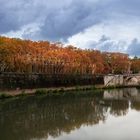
left=104, top=74, right=140, bottom=87
left=0, top=73, right=104, bottom=90
left=104, top=75, right=124, bottom=86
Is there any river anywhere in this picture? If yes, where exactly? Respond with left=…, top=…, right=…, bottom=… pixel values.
left=0, top=88, right=140, bottom=140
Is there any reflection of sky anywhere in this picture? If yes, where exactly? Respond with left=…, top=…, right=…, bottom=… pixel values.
left=48, top=109, right=140, bottom=140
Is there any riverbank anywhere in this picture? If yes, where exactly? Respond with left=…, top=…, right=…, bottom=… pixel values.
left=0, top=84, right=140, bottom=99
left=0, top=85, right=101, bottom=99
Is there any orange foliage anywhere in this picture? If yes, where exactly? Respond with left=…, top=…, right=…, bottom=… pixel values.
left=0, top=36, right=131, bottom=74
left=131, top=58, right=140, bottom=73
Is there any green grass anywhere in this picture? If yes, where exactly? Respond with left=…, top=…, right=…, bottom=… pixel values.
left=0, top=84, right=134, bottom=100
left=35, top=89, right=47, bottom=95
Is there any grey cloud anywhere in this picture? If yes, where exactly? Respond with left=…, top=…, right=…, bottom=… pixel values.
left=0, top=12, right=19, bottom=33
left=34, top=0, right=109, bottom=41
left=110, top=0, right=140, bottom=16
left=87, top=36, right=140, bottom=56
left=0, top=0, right=110, bottom=40
left=87, top=35, right=127, bottom=53
left=22, top=0, right=140, bottom=42
left=0, top=0, right=42, bottom=33
left=1, top=0, right=140, bottom=46
left=127, top=38, right=140, bottom=56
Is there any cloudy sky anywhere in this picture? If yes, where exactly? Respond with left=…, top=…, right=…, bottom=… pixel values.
left=0, top=0, right=140, bottom=56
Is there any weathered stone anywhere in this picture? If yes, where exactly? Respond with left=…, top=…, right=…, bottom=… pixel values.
left=104, top=74, right=140, bottom=86
left=104, top=75, right=123, bottom=86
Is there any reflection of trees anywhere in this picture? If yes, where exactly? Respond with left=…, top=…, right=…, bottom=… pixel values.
left=0, top=90, right=132, bottom=140
left=131, top=101, right=140, bottom=111
left=108, top=100, right=129, bottom=116
left=0, top=96, right=106, bottom=140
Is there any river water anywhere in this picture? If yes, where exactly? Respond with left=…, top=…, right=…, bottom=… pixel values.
left=0, top=88, right=140, bottom=140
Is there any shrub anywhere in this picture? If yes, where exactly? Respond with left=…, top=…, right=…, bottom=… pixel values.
left=0, top=93, right=12, bottom=99
left=35, top=89, right=47, bottom=95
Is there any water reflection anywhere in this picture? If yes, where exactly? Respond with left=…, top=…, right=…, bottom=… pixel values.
left=0, top=88, right=140, bottom=140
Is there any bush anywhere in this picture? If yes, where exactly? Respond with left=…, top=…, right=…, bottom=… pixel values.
left=35, top=89, right=47, bottom=95
left=0, top=93, right=12, bottom=99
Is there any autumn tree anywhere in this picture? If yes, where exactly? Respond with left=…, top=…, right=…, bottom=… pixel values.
left=0, top=36, right=132, bottom=75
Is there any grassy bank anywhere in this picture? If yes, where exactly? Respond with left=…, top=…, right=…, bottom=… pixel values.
left=0, top=85, right=100, bottom=99
left=0, top=84, right=139, bottom=99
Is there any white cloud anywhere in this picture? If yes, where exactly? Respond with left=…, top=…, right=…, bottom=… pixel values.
left=2, top=23, right=41, bottom=39
left=66, top=19, right=140, bottom=53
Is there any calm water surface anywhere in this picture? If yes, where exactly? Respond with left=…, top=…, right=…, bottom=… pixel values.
left=0, top=88, right=140, bottom=140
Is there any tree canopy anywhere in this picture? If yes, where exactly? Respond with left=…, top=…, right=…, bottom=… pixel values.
left=0, top=36, right=139, bottom=74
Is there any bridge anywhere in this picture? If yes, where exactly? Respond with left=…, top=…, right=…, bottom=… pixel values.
left=104, top=74, right=140, bottom=87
